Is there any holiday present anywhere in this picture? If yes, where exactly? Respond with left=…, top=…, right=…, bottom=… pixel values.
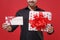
left=28, top=11, right=52, bottom=31
left=5, top=16, right=23, bottom=25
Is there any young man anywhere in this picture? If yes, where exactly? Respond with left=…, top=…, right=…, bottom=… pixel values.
left=2, top=0, right=54, bottom=40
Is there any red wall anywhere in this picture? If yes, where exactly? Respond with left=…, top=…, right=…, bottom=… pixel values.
left=0, top=0, right=60, bottom=40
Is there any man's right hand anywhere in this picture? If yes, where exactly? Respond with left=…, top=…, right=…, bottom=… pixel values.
left=2, top=23, right=12, bottom=31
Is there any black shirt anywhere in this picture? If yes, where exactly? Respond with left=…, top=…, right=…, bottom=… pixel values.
left=11, top=6, right=45, bottom=40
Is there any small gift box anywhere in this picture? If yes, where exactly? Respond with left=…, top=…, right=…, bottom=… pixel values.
left=28, top=11, right=52, bottom=31
left=5, top=16, right=23, bottom=25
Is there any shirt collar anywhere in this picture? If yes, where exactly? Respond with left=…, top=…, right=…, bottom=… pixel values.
left=25, top=6, right=40, bottom=11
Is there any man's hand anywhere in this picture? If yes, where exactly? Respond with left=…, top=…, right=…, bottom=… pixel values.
left=2, top=23, right=12, bottom=31
left=42, top=24, right=54, bottom=33
left=45, top=24, right=54, bottom=33
left=47, top=26, right=54, bottom=33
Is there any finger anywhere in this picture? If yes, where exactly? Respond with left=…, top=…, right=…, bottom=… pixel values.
left=2, top=23, right=8, bottom=29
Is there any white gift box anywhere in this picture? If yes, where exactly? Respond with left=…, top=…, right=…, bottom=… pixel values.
left=5, top=16, right=23, bottom=25
left=28, top=11, right=52, bottom=31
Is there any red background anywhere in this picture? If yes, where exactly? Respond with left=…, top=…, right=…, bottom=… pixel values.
left=0, top=0, right=60, bottom=40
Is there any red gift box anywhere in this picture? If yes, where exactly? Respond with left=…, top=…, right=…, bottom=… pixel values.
left=28, top=11, right=52, bottom=31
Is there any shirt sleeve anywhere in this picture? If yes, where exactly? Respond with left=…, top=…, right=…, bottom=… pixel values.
left=9, top=11, right=21, bottom=32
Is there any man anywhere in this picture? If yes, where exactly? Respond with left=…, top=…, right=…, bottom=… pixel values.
left=2, top=0, right=54, bottom=40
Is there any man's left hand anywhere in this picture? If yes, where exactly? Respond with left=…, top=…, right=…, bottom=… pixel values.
left=43, top=24, right=54, bottom=33
left=46, top=24, right=54, bottom=33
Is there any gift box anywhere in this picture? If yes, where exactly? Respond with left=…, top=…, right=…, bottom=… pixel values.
left=28, top=11, right=52, bottom=31
left=5, top=16, right=23, bottom=25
